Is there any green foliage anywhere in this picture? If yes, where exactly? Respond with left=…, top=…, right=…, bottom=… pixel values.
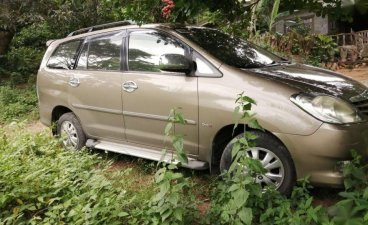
left=11, top=23, right=54, bottom=49
left=328, top=150, right=368, bottom=225
left=2, top=23, right=53, bottom=84
left=308, top=34, right=338, bottom=66
left=163, top=108, right=188, bottom=164
left=138, top=166, right=198, bottom=225
left=0, top=85, right=38, bottom=123
left=4, top=47, right=44, bottom=84
left=251, top=28, right=338, bottom=66
left=134, top=108, right=199, bottom=225
left=269, top=0, right=280, bottom=32
left=205, top=93, right=263, bottom=225
left=0, top=125, right=132, bottom=224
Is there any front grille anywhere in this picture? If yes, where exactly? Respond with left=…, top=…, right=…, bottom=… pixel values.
left=351, top=98, right=368, bottom=116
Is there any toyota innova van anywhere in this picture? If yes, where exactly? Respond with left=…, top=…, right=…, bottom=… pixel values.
left=37, top=21, right=368, bottom=194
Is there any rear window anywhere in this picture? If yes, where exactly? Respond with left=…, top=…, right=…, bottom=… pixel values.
left=47, top=40, right=82, bottom=69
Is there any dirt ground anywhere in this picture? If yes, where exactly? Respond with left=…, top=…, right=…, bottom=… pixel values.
left=337, top=66, right=368, bottom=86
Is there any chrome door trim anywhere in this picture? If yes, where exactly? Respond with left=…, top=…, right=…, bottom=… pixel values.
left=72, top=104, right=123, bottom=115
left=123, top=111, right=197, bottom=125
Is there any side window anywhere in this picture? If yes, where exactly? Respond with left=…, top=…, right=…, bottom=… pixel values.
left=128, top=30, right=186, bottom=72
left=76, top=32, right=123, bottom=70
left=193, top=52, right=222, bottom=77
left=47, top=40, right=82, bottom=69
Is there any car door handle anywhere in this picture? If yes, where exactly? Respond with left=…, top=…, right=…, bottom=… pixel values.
left=122, top=81, right=138, bottom=92
left=68, top=77, right=80, bottom=87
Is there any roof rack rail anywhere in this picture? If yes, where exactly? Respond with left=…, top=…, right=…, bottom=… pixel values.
left=67, top=20, right=136, bottom=37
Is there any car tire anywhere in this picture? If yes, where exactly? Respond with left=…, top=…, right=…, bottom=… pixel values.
left=57, top=112, right=86, bottom=150
left=219, top=130, right=296, bottom=195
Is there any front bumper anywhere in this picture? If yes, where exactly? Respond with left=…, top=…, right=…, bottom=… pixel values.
left=275, top=122, right=368, bottom=187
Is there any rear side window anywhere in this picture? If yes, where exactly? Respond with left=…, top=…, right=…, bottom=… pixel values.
left=47, top=40, right=82, bottom=69
left=77, top=32, right=123, bottom=71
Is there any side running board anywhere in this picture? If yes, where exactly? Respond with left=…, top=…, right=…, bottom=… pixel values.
left=86, top=139, right=208, bottom=170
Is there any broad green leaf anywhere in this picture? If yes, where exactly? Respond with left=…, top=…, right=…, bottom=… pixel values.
left=228, top=184, right=239, bottom=192
left=175, top=113, right=186, bottom=124
left=234, top=189, right=249, bottom=208
left=269, top=0, right=280, bottom=31
left=177, top=152, right=188, bottom=164
left=161, top=208, right=173, bottom=222
left=173, top=208, right=183, bottom=221
left=164, top=123, right=173, bottom=135
left=241, top=96, right=256, bottom=105
left=364, top=212, right=368, bottom=221
left=238, top=208, right=253, bottom=225
left=231, top=143, right=241, bottom=159
left=118, top=212, right=129, bottom=217
left=248, top=118, right=263, bottom=130
left=242, top=103, right=252, bottom=111
left=159, top=148, right=168, bottom=163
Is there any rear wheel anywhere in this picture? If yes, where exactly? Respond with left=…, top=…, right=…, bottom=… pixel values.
left=57, top=112, right=86, bottom=150
left=220, top=130, right=296, bottom=195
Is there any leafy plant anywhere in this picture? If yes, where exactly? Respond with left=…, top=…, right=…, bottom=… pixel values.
left=269, top=0, right=280, bottom=31
left=0, top=125, right=133, bottom=224
left=204, top=93, right=265, bottom=225
left=328, top=150, right=368, bottom=225
left=309, top=34, right=338, bottom=65
left=0, top=85, right=38, bottom=123
left=135, top=109, right=199, bottom=225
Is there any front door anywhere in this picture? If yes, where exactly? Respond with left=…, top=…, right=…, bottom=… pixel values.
left=68, top=31, right=125, bottom=141
left=122, top=29, right=199, bottom=156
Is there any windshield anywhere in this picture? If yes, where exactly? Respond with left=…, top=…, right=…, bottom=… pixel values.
left=176, top=27, right=285, bottom=69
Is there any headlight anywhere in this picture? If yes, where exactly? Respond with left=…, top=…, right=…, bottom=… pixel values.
left=290, top=93, right=362, bottom=124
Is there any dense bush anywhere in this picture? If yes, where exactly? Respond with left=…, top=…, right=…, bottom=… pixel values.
left=2, top=23, right=53, bottom=84
left=0, top=85, right=38, bottom=123
left=0, top=126, right=132, bottom=224
left=251, top=29, right=339, bottom=66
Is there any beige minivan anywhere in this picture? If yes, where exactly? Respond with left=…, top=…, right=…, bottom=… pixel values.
left=37, top=22, right=368, bottom=194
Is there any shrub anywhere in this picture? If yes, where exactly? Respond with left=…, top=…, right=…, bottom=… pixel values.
left=4, top=46, right=44, bottom=84
left=308, top=34, right=339, bottom=66
left=2, top=23, right=53, bottom=84
left=328, top=150, right=368, bottom=224
left=250, top=31, right=338, bottom=66
left=0, top=125, right=132, bottom=224
left=0, top=85, right=38, bottom=123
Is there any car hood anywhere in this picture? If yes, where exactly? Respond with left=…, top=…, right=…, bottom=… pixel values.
left=246, top=63, right=367, bottom=102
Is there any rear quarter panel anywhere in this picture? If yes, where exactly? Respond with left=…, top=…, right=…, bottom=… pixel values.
left=37, top=41, right=70, bottom=126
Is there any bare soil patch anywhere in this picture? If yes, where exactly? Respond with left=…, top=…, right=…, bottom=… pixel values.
left=26, top=121, right=48, bottom=133
left=337, top=66, right=368, bottom=86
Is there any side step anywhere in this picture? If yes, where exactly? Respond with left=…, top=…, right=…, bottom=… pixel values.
left=86, top=139, right=208, bottom=170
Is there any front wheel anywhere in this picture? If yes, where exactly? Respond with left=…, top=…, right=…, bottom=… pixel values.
left=57, top=112, right=86, bottom=150
left=220, top=130, right=296, bottom=195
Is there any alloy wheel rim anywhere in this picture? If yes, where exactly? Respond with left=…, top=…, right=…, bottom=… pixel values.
left=244, top=147, right=285, bottom=189
left=60, top=121, right=79, bottom=149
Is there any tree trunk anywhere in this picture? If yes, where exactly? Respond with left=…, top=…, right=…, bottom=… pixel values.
left=0, top=31, right=13, bottom=55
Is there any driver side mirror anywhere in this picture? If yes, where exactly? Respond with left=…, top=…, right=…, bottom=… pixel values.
left=159, top=54, right=193, bottom=75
